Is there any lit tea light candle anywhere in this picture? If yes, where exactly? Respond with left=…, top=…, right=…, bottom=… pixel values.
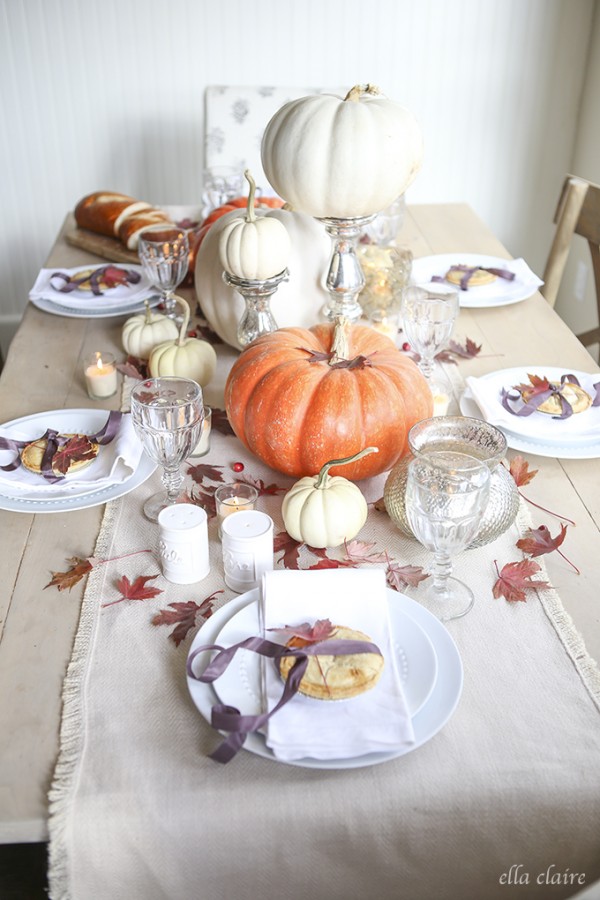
left=189, top=406, right=212, bottom=457
left=84, top=352, right=118, bottom=400
left=214, top=481, right=259, bottom=538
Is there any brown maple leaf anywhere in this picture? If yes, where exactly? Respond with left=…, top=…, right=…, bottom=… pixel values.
left=508, top=455, right=538, bottom=487
left=448, top=338, right=482, bottom=359
left=386, top=561, right=430, bottom=591
left=187, top=462, right=225, bottom=485
left=52, top=435, right=97, bottom=475
left=211, top=408, right=235, bottom=436
left=152, top=591, right=222, bottom=646
left=516, top=524, right=579, bottom=573
left=306, top=556, right=354, bottom=570
left=116, top=355, right=148, bottom=379
left=274, top=531, right=303, bottom=569
left=185, top=485, right=217, bottom=518
left=45, top=556, right=95, bottom=591
left=103, top=574, right=162, bottom=607
left=300, top=348, right=336, bottom=363
left=267, top=619, right=335, bottom=646
left=343, top=540, right=389, bottom=564
left=492, top=559, right=550, bottom=602
left=237, top=474, right=287, bottom=495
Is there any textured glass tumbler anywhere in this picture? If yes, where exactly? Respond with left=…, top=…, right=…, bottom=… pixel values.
left=401, top=284, right=459, bottom=380
left=406, top=451, right=490, bottom=620
left=138, top=224, right=189, bottom=320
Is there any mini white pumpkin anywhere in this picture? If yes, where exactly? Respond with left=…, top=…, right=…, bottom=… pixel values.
left=148, top=297, right=217, bottom=387
left=282, top=447, right=378, bottom=548
left=218, top=170, right=291, bottom=280
left=196, top=207, right=330, bottom=349
left=261, top=84, right=423, bottom=218
left=121, top=302, right=178, bottom=359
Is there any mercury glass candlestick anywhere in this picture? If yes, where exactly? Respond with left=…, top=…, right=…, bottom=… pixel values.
left=318, top=214, right=377, bottom=322
left=223, top=269, right=289, bottom=348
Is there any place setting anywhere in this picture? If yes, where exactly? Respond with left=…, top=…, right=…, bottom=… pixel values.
left=28, top=262, right=161, bottom=318
left=411, top=252, right=544, bottom=308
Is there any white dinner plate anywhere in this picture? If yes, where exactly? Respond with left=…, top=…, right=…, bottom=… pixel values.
left=0, top=408, right=156, bottom=512
left=32, top=265, right=153, bottom=311
left=411, top=253, right=543, bottom=308
left=187, top=588, right=463, bottom=770
left=460, top=389, right=600, bottom=459
left=212, top=599, right=438, bottom=720
left=30, top=293, right=161, bottom=319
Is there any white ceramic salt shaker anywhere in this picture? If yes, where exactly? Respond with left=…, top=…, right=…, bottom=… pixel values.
left=221, top=510, right=274, bottom=593
left=157, top=504, right=210, bottom=584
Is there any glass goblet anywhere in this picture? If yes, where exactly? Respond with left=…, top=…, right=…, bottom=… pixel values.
left=401, top=284, right=459, bottom=381
left=130, top=377, right=204, bottom=522
left=405, top=450, right=491, bottom=621
left=138, top=224, right=189, bottom=320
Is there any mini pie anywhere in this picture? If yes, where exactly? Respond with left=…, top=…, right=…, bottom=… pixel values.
left=68, top=268, right=114, bottom=293
left=279, top=625, right=384, bottom=701
left=21, top=434, right=99, bottom=476
left=522, top=381, right=592, bottom=416
left=445, top=266, right=497, bottom=288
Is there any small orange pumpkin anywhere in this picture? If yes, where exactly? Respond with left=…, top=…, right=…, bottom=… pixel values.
left=225, top=318, right=433, bottom=480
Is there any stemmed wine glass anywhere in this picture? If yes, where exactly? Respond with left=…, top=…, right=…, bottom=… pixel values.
left=138, top=224, right=189, bottom=321
left=130, top=377, right=204, bottom=522
left=401, top=284, right=459, bottom=380
left=405, top=450, right=491, bottom=621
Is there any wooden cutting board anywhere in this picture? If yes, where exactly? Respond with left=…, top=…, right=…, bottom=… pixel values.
left=65, top=227, right=139, bottom=265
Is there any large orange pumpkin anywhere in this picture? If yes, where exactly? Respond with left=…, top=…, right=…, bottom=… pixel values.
left=225, top=319, right=433, bottom=480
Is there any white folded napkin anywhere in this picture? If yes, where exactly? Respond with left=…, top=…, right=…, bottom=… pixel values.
left=0, top=414, right=144, bottom=493
left=261, top=569, right=415, bottom=762
left=29, top=266, right=153, bottom=309
left=465, top=370, right=600, bottom=441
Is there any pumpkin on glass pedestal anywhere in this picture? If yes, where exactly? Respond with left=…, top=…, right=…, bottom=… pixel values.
left=224, top=318, right=433, bottom=480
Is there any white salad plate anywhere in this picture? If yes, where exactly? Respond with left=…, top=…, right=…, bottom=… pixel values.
left=30, top=293, right=160, bottom=319
left=411, top=253, right=543, bottom=308
left=0, top=408, right=156, bottom=512
left=187, top=587, right=463, bottom=770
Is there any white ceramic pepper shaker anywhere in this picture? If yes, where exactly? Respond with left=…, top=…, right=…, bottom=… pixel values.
left=157, top=504, right=210, bottom=584
left=221, top=510, right=274, bottom=593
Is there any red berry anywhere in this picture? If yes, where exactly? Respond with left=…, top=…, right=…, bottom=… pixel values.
left=187, top=330, right=197, bottom=338
left=402, top=342, right=411, bottom=352
left=232, top=462, right=244, bottom=473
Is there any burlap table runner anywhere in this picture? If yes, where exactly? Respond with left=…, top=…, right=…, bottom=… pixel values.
left=47, top=372, right=600, bottom=900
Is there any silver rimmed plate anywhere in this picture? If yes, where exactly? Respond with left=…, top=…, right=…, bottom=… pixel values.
left=187, top=588, right=462, bottom=770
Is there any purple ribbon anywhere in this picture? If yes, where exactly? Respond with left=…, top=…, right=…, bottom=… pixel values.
left=500, top=374, right=599, bottom=420
left=50, top=266, right=141, bottom=296
left=0, top=410, right=122, bottom=482
left=187, top=635, right=381, bottom=763
left=432, top=264, right=516, bottom=291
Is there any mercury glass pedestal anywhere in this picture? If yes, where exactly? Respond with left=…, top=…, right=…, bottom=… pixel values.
left=384, top=415, right=520, bottom=549
left=223, top=269, right=289, bottom=348
left=318, top=215, right=377, bottom=322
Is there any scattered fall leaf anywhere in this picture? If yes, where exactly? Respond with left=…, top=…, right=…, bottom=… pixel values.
left=45, top=556, right=95, bottom=591
left=237, top=474, right=287, bottom=495
left=195, top=323, right=224, bottom=345
left=516, top=524, right=567, bottom=557
left=386, top=562, right=430, bottom=591
left=188, top=462, right=225, bottom=485
left=152, top=592, right=222, bottom=646
left=274, top=531, right=303, bottom=569
left=492, top=559, right=550, bottom=602
left=447, top=337, right=482, bottom=359
left=267, top=618, right=335, bottom=646
left=211, top=409, right=235, bottom=436
left=116, top=356, right=148, bottom=379
left=183, top=485, right=217, bottom=518
left=103, top=574, right=162, bottom=607
left=508, top=455, right=538, bottom=487
left=344, top=540, right=389, bottom=564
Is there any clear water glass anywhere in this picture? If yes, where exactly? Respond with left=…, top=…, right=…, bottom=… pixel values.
left=130, top=377, right=203, bottom=522
left=138, top=224, right=189, bottom=320
left=401, top=284, right=459, bottom=380
left=406, top=450, right=491, bottom=621
left=202, top=165, right=245, bottom=213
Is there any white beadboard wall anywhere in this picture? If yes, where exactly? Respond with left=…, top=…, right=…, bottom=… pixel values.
left=0, top=0, right=596, bottom=356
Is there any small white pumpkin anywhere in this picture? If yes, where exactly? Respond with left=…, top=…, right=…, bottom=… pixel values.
left=282, top=447, right=378, bottom=548
left=218, top=170, right=291, bottom=280
left=261, top=84, right=423, bottom=218
left=196, top=206, right=330, bottom=349
left=148, top=298, right=217, bottom=387
left=121, top=302, right=178, bottom=359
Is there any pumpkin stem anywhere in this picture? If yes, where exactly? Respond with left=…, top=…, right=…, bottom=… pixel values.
left=343, top=83, right=382, bottom=102
left=244, top=169, right=257, bottom=223
left=314, top=447, right=379, bottom=489
left=143, top=300, right=153, bottom=324
left=329, top=316, right=351, bottom=364
left=173, top=295, right=190, bottom=346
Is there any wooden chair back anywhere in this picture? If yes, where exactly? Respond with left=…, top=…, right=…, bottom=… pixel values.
left=542, top=175, right=600, bottom=350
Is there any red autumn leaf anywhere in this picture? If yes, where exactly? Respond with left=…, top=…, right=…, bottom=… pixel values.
left=211, top=408, right=235, bottom=436
left=268, top=618, right=335, bottom=646
left=44, top=556, right=95, bottom=591
left=301, top=348, right=336, bottom=363
left=274, top=531, right=303, bottom=569
left=508, top=455, right=538, bottom=487
left=306, top=556, right=354, bottom=570
left=386, top=562, right=430, bottom=591
left=513, top=374, right=551, bottom=397
left=492, top=559, right=549, bottom=602
left=344, top=540, right=389, bottom=564
left=448, top=337, right=482, bottom=359
left=329, top=353, right=374, bottom=370
left=434, top=350, right=459, bottom=365
left=103, top=574, right=163, bottom=607
left=187, top=462, right=225, bottom=485
left=52, top=435, right=97, bottom=474
left=116, top=355, right=149, bottom=379
left=103, top=265, right=130, bottom=287
left=195, top=323, right=224, bottom=345
left=184, top=486, right=217, bottom=518
left=152, top=591, right=222, bottom=646
left=237, top=474, right=287, bottom=495
left=516, top=524, right=567, bottom=557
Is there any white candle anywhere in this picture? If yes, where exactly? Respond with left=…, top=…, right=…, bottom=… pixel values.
left=215, top=482, right=259, bottom=538
left=85, top=352, right=118, bottom=400
left=432, top=391, right=450, bottom=416
left=189, top=406, right=212, bottom=457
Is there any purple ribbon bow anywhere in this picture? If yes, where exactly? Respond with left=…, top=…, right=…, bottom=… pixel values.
left=0, top=410, right=122, bottom=482
left=49, top=266, right=141, bottom=296
left=501, top=374, right=600, bottom=420
left=187, top=635, right=381, bottom=763
left=432, top=264, right=516, bottom=291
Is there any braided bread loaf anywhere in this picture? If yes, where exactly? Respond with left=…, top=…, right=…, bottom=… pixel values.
left=74, top=191, right=173, bottom=250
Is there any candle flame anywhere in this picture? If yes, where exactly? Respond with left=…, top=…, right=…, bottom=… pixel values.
left=95, top=352, right=104, bottom=370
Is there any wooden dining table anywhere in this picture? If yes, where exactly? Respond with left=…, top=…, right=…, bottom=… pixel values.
left=1, top=203, right=599, bottom=889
